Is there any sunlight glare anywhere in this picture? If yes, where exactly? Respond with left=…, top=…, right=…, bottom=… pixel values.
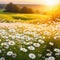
left=43, top=0, right=59, bottom=7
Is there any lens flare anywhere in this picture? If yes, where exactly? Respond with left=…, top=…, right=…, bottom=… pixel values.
left=43, top=0, right=59, bottom=6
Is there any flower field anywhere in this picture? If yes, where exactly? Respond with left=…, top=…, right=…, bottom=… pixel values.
left=0, top=22, right=60, bottom=60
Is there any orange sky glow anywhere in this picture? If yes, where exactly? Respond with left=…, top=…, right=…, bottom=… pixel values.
left=0, top=0, right=60, bottom=4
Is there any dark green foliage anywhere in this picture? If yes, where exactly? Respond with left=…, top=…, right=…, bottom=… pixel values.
left=13, top=16, right=33, bottom=20
left=5, top=2, right=20, bottom=13
left=4, top=3, right=34, bottom=13
left=20, top=6, right=34, bottom=13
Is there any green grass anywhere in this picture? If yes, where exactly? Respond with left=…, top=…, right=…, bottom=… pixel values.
left=0, top=9, right=60, bottom=60
left=0, top=23, right=60, bottom=60
left=0, top=9, right=51, bottom=23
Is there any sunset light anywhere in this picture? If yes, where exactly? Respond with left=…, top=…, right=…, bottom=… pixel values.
left=43, top=0, right=59, bottom=7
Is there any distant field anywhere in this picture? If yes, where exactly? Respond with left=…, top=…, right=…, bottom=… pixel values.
left=0, top=9, right=53, bottom=23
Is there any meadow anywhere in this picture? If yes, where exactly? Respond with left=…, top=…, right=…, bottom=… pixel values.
left=0, top=9, right=55, bottom=23
left=0, top=9, right=60, bottom=60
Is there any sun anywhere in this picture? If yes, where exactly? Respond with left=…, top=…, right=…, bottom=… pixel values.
left=43, top=0, right=58, bottom=6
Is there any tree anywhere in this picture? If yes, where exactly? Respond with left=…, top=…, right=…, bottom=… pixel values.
left=20, top=6, right=34, bottom=13
left=5, top=2, right=20, bottom=13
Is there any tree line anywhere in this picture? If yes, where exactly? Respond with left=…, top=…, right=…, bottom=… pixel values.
left=4, top=3, right=36, bottom=13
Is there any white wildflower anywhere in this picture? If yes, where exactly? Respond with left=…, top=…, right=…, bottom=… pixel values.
left=12, top=53, right=17, bottom=58
left=45, top=58, right=48, bottom=60
left=8, top=41, right=15, bottom=46
left=46, top=53, right=52, bottom=56
left=54, top=48, right=60, bottom=53
left=20, top=47, right=28, bottom=52
left=38, top=39, right=44, bottom=44
left=48, top=57, right=55, bottom=60
left=28, top=46, right=35, bottom=50
left=0, top=57, right=5, bottom=60
left=29, top=53, right=36, bottom=59
left=7, top=51, right=13, bottom=56
left=33, top=43, right=40, bottom=47
left=55, top=53, right=60, bottom=56
left=49, top=42, right=54, bottom=46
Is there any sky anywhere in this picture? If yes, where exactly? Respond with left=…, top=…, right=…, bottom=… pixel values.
left=0, top=0, right=60, bottom=4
